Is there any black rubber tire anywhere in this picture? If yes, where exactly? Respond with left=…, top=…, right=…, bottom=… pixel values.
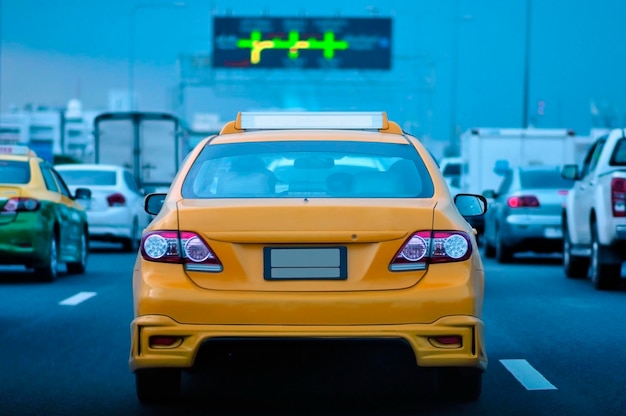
left=562, top=223, right=588, bottom=278
left=438, top=367, right=483, bottom=402
left=67, top=231, right=88, bottom=274
left=35, top=233, right=58, bottom=282
left=135, top=368, right=181, bottom=405
left=495, top=228, right=514, bottom=263
left=590, top=223, right=620, bottom=290
left=122, top=219, right=140, bottom=253
left=484, top=236, right=496, bottom=258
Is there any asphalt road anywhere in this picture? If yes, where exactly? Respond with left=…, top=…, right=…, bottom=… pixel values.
left=1, top=245, right=625, bottom=416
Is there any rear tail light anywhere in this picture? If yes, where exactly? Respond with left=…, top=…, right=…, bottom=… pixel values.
left=149, top=335, right=183, bottom=349
left=106, top=193, right=126, bottom=207
left=140, top=230, right=222, bottom=271
left=507, top=195, right=539, bottom=208
left=390, top=231, right=472, bottom=271
left=611, top=178, right=626, bottom=217
left=0, top=197, right=40, bottom=214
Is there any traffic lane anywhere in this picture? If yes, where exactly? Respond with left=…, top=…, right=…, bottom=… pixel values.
left=483, top=254, right=626, bottom=415
left=2, top=250, right=625, bottom=415
left=0, top=247, right=142, bottom=416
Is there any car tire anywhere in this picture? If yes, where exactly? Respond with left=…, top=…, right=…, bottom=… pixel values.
left=35, top=232, right=59, bottom=282
left=67, top=231, right=88, bottom=274
left=495, top=227, right=513, bottom=263
left=562, top=222, right=588, bottom=279
left=438, top=367, right=482, bottom=402
left=589, top=223, right=620, bottom=290
left=483, top=234, right=496, bottom=258
left=135, top=368, right=181, bottom=405
left=122, top=219, right=140, bottom=253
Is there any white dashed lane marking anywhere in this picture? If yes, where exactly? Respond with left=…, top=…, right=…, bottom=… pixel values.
left=500, top=359, right=558, bottom=390
left=59, top=291, right=97, bottom=306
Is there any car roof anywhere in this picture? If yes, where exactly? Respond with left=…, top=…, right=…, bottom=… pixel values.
left=517, top=165, right=561, bottom=172
left=210, top=129, right=412, bottom=145
left=55, top=163, right=127, bottom=171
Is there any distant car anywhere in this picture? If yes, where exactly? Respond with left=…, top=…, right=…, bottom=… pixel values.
left=438, top=156, right=463, bottom=196
left=55, top=164, right=150, bottom=252
left=0, top=145, right=91, bottom=281
left=482, top=165, right=575, bottom=262
left=130, top=111, right=488, bottom=404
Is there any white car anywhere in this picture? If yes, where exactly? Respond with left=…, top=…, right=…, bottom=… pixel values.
left=55, top=164, right=150, bottom=252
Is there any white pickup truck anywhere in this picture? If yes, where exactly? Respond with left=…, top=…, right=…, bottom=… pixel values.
left=561, top=128, right=626, bottom=290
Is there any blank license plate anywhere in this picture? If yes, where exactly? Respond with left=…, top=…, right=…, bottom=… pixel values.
left=263, top=247, right=347, bottom=280
left=544, top=227, right=562, bottom=238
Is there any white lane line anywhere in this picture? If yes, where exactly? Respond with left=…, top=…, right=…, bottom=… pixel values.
left=59, top=291, right=97, bottom=306
left=500, top=359, right=557, bottom=390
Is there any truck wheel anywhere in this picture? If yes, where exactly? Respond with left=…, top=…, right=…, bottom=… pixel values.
left=495, top=228, right=514, bottom=263
left=135, top=368, right=181, bottom=404
left=563, top=224, right=588, bottom=278
left=590, top=224, right=620, bottom=290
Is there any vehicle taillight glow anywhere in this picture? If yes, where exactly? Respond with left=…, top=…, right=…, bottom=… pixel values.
left=141, top=230, right=222, bottom=271
left=507, top=195, right=539, bottom=208
left=390, top=230, right=472, bottom=271
left=611, top=178, right=626, bottom=217
left=0, top=197, right=40, bottom=214
left=107, top=193, right=126, bottom=207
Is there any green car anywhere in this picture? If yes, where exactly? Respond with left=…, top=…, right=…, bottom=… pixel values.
left=0, top=146, right=91, bottom=281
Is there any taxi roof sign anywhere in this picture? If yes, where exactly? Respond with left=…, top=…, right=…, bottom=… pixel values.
left=0, top=145, right=36, bottom=156
left=237, top=112, right=388, bottom=130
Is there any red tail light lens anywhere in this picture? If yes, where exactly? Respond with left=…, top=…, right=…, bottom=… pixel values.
left=611, top=178, right=626, bottom=217
left=106, top=193, right=126, bottom=207
left=507, top=195, right=539, bottom=208
left=390, top=231, right=472, bottom=271
left=140, top=230, right=222, bottom=271
left=1, top=197, right=40, bottom=213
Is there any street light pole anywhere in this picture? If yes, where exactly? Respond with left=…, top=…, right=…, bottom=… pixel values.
left=128, top=2, right=185, bottom=111
left=522, top=0, right=532, bottom=127
left=449, top=0, right=472, bottom=154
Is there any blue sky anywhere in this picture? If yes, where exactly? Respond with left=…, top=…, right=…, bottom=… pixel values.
left=1, top=0, right=625, bottom=147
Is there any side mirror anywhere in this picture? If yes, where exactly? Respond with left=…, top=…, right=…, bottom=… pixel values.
left=74, top=187, right=92, bottom=200
left=493, top=160, right=511, bottom=176
left=74, top=188, right=92, bottom=210
left=144, top=193, right=167, bottom=216
left=561, top=164, right=579, bottom=180
left=454, top=193, right=488, bottom=217
left=482, top=189, right=496, bottom=199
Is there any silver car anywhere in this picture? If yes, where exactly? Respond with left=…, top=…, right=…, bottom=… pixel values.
left=55, top=164, right=151, bottom=252
left=482, top=165, right=575, bottom=262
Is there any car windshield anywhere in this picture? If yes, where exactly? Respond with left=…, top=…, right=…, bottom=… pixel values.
left=182, top=141, right=434, bottom=198
left=0, top=160, right=30, bottom=184
left=520, top=169, right=575, bottom=189
left=59, top=170, right=116, bottom=186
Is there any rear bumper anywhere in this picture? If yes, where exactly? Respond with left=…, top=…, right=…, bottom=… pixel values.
left=129, top=315, right=487, bottom=372
left=502, top=214, right=563, bottom=248
left=0, top=215, right=49, bottom=265
left=86, top=208, right=133, bottom=240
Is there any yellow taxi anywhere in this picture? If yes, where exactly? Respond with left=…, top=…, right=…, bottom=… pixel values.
left=0, top=145, right=91, bottom=281
left=130, top=112, right=488, bottom=403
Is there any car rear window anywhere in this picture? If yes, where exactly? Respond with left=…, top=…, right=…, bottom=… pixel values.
left=59, top=170, right=117, bottom=186
left=0, top=160, right=30, bottom=184
left=520, top=169, right=575, bottom=189
left=182, top=141, right=435, bottom=198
